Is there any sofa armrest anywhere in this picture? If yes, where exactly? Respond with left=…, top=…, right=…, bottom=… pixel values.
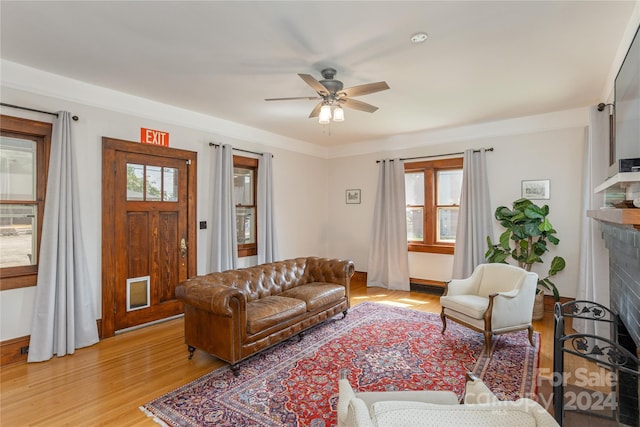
left=338, top=376, right=375, bottom=427
left=306, top=257, right=356, bottom=287
left=463, top=372, right=499, bottom=404
left=176, top=278, right=246, bottom=317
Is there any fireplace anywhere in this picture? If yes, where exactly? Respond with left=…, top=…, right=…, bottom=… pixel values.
left=600, top=222, right=640, bottom=426
left=600, top=222, right=640, bottom=350
left=554, top=217, right=640, bottom=426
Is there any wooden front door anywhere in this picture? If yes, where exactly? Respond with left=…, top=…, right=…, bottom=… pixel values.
left=102, top=137, right=197, bottom=337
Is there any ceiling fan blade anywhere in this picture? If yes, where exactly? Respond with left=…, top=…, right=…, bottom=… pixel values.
left=338, top=81, right=390, bottom=98
left=339, top=98, right=379, bottom=113
left=265, top=96, right=320, bottom=101
left=298, top=73, right=329, bottom=96
left=308, top=102, right=323, bottom=118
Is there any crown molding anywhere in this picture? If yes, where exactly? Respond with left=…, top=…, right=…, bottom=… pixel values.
left=0, top=60, right=328, bottom=159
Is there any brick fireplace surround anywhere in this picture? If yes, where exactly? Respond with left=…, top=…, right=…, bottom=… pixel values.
left=597, top=220, right=639, bottom=426
left=599, top=222, right=640, bottom=353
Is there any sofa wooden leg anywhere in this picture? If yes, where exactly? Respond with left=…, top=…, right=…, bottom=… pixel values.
left=187, top=345, right=195, bottom=360
left=230, top=364, right=240, bottom=377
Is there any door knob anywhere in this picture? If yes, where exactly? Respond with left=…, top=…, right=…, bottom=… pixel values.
left=180, top=238, right=187, bottom=258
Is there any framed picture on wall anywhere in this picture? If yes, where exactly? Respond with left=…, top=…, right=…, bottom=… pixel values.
left=346, top=189, right=361, bottom=204
left=521, top=179, right=550, bottom=200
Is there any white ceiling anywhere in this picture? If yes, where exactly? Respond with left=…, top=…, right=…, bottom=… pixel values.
left=0, top=1, right=636, bottom=147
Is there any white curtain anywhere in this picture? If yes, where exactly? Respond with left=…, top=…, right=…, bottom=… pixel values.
left=451, top=149, right=493, bottom=279
left=28, top=111, right=98, bottom=362
left=367, top=159, right=410, bottom=290
left=257, top=153, right=278, bottom=264
left=573, top=106, right=610, bottom=338
left=210, top=144, right=237, bottom=272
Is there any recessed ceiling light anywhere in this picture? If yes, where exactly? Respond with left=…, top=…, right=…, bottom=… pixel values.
left=410, top=32, right=428, bottom=43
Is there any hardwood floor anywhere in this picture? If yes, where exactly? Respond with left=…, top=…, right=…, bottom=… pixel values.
left=0, top=278, right=556, bottom=426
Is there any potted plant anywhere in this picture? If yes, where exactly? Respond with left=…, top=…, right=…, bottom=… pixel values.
left=485, top=198, right=566, bottom=320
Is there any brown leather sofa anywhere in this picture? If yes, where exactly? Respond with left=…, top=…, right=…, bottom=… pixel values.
left=176, top=257, right=355, bottom=374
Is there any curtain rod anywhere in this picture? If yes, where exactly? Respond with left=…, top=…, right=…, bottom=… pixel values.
left=0, top=102, right=79, bottom=121
left=208, top=142, right=271, bottom=157
left=375, top=147, right=493, bottom=163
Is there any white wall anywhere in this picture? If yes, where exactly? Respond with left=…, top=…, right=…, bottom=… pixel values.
left=328, top=109, right=588, bottom=294
left=0, top=65, right=330, bottom=341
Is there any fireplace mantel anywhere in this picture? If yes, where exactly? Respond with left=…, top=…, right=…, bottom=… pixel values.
left=588, top=208, right=640, bottom=230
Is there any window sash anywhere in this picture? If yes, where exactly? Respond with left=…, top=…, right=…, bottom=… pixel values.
left=405, top=157, right=463, bottom=255
left=0, top=116, right=51, bottom=290
left=233, top=155, right=258, bottom=257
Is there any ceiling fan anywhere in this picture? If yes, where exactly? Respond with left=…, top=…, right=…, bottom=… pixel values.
left=265, top=68, right=390, bottom=121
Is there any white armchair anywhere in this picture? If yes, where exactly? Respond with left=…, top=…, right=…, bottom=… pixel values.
left=337, top=371, right=559, bottom=427
left=440, top=263, right=538, bottom=355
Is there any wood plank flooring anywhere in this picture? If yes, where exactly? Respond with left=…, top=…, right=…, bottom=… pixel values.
left=0, top=278, right=556, bottom=426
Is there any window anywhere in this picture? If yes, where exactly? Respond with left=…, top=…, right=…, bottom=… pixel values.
left=0, top=115, right=52, bottom=290
left=405, top=157, right=463, bottom=254
left=126, top=163, right=179, bottom=202
left=233, top=155, right=258, bottom=257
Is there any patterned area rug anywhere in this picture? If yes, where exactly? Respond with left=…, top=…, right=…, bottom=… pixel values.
left=141, top=301, right=539, bottom=427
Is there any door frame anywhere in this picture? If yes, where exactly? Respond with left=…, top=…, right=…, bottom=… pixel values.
left=101, top=137, right=197, bottom=338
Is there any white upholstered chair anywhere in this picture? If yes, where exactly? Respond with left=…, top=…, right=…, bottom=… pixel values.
left=440, top=263, right=538, bottom=355
left=337, top=371, right=560, bottom=427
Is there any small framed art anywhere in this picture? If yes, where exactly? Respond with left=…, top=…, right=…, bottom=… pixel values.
left=521, top=179, right=550, bottom=200
left=346, top=189, right=361, bottom=204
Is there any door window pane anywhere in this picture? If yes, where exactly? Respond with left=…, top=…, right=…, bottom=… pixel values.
left=406, top=207, right=424, bottom=241
left=437, top=207, right=459, bottom=242
left=0, top=204, right=37, bottom=267
left=0, top=136, right=36, bottom=201
left=127, top=163, right=145, bottom=201
left=437, top=169, right=463, bottom=205
left=405, top=172, right=424, bottom=205
left=236, top=206, right=256, bottom=244
left=145, top=166, right=162, bottom=201
left=163, top=167, right=178, bottom=202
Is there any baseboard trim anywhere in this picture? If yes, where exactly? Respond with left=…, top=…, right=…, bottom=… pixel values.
left=1, top=318, right=103, bottom=366
left=352, top=271, right=367, bottom=282
left=1, top=335, right=30, bottom=366
left=545, top=295, right=573, bottom=313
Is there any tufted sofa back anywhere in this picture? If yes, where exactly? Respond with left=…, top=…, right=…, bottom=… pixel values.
left=199, top=257, right=353, bottom=302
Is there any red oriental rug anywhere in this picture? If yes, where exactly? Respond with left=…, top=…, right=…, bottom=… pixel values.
left=141, top=301, right=539, bottom=427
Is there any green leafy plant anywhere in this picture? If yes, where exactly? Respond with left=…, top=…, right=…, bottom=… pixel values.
left=485, top=198, right=566, bottom=300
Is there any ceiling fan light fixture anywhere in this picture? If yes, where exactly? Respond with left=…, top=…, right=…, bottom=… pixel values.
left=333, top=106, right=344, bottom=122
left=410, top=32, right=428, bottom=43
left=319, top=105, right=332, bottom=124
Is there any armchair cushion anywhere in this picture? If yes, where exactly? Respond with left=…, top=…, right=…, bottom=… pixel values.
left=439, top=295, right=489, bottom=319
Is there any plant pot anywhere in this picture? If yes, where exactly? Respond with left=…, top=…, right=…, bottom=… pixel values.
left=532, top=292, right=544, bottom=320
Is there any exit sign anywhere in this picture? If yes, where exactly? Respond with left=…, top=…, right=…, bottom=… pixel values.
left=140, top=128, right=170, bottom=147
